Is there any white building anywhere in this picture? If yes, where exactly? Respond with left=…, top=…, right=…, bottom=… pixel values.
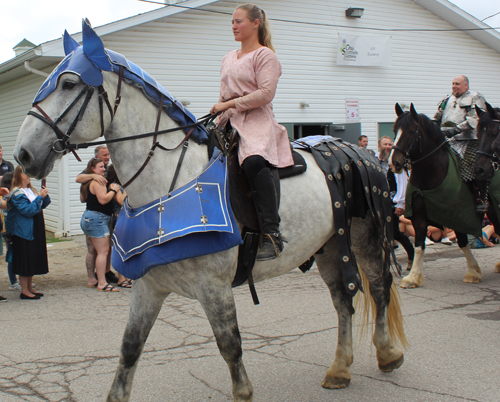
left=1, top=0, right=500, bottom=236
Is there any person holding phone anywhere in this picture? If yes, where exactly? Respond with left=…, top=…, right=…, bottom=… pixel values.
left=5, top=166, right=51, bottom=300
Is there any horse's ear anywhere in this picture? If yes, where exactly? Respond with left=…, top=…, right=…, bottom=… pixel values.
left=395, top=103, right=404, bottom=117
left=82, top=19, right=113, bottom=71
left=63, top=30, right=80, bottom=55
left=475, top=104, right=485, bottom=118
left=410, top=103, right=418, bottom=120
left=485, top=102, right=496, bottom=118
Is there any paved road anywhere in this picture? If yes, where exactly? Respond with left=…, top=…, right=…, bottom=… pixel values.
left=0, top=237, right=499, bottom=401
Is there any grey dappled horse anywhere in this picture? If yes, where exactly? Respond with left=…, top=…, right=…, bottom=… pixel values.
left=13, top=21, right=406, bottom=402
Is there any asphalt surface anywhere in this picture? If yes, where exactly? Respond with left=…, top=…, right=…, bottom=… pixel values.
left=0, top=236, right=499, bottom=401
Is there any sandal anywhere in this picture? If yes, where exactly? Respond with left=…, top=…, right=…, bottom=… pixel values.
left=117, top=280, right=132, bottom=288
left=98, top=284, right=119, bottom=292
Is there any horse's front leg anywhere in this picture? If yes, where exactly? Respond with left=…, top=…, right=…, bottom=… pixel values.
left=198, top=278, right=253, bottom=402
left=457, top=232, right=482, bottom=283
left=107, top=276, right=168, bottom=402
left=401, top=196, right=427, bottom=288
left=315, top=237, right=354, bottom=389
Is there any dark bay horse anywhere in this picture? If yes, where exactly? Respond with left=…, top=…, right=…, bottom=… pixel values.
left=390, top=103, right=497, bottom=288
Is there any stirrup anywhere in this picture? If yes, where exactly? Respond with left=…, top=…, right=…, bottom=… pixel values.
left=256, top=233, right=285, bottom=261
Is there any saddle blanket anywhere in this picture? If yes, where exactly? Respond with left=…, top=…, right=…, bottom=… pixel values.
left=405, top=151, right=482, bottom=237
left=111, top=151, right=242, bottom=280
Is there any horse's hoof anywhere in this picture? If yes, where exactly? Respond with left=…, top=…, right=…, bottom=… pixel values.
left=378, top=354, right=404, bottom=372
left=322, top=376, right=351, bottom=389
left=463, top=276, right=482, bottom=284
left=400, top=276, right=418, bottom=289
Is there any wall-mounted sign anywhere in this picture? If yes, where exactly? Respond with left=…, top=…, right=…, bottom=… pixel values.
left=337, top=34, right=392, bottom=66
left=346, top=98, right=360, bottom=121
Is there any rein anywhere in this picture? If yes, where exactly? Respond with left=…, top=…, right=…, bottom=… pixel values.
left=26, top=67, right=218, bottom=189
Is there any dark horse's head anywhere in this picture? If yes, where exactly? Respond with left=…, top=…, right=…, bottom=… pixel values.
left=390, top=103, right=446, bottom=173
left=474, top=102, right=500, bottom=181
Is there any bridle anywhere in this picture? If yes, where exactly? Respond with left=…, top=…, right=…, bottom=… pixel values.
left=27, top=67, right=123, bottom=162
left=391, top=118, right=448, bottom=165
left=25, top=66, right=217, bottom=189
left=476, top=118, right=500, bottom=171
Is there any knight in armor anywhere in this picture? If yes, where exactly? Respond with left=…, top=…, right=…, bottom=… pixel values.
left=210, top=4, right=293, bottom=260
left=433, top=75, right=489, bottom=213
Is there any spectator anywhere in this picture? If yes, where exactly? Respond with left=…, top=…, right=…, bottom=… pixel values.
left=6, top=166, right=50, bottom=300
left=79, top=158, right=121, bottom=292
left=376, top=137, right=415, bottom=270
left=1, top=172, right=20, bottom=291
left=76, top=146, right=119, bottom=286
left=106, top=164, right=131, bottom=288
left=358, top=135, right=368, bottom=148
left=0, top=145, right=14, bottom=176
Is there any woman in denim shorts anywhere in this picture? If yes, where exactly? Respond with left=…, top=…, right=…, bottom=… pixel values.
left=80, top=158, right=122, bottom=292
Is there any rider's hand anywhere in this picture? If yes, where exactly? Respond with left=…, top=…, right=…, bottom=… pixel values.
left=443, top=127, right=461, bottom=138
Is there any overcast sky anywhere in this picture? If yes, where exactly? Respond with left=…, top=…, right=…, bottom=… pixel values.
left=0, top=0, right=499, bottom=63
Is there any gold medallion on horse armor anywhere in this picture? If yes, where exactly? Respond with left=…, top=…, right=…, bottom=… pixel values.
left=387, top=216, right=391, bottom=222
left=372, top=186, right=377, bottom=192
left=365, top=187, right=369, bottom=193
left=348, top=283, right=356, bottom=291
left=357, top=160, right=363, bottom=166
left=338, top=228, right=345, bottom=235
left=347, top=192, right=352, bottom=198
left=344, top=164, right=350, bottom=171
left=325, top=152, right=331, bottom=156
left=333, top=146, right=339, bottom=150
left=335, top=201, right=341, bottom=208
left=383, top=191, right=389, bottom=197
left=365, top=160, right=370, bottom=166
left=328, top=174, right=334, bottom=181
left=337, top=173, right=342, bottom=179
left=343, top=256, right=349, bottom=262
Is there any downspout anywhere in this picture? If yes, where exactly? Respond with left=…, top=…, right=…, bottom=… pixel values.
left=24, top=61, right=49, bottom=77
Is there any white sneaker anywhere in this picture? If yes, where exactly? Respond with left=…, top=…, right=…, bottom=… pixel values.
left=441, top=237, right=453, bottom=245
left=9, top=283, right=22, bottom=291
left=425, top=238, right=435, bottom=246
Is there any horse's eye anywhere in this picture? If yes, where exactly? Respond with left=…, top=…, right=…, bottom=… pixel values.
left=62, top=81, right=77, bottom=90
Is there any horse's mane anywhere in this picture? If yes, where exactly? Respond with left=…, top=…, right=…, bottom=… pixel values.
left=478, top=107, right=500, bottom=132
left=394, top=110, right=445, bottom=142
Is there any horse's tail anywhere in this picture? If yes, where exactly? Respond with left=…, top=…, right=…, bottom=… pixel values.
left=354, top=267, right=409, bottom=349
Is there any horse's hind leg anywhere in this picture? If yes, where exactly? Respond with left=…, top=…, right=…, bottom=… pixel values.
left=198, top=281, right=253, bottom=402
left=352, top=218, right=405, bottom=372
left=315, top=237, right=355, bottom=389
left=107, top=276, right=168, bottom=402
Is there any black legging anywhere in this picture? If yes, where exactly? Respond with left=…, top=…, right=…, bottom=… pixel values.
left=242, top=155, right=269, bottom=181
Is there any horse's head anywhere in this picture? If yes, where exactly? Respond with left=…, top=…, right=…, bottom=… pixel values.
left=389, top=103, right=419, bottom=173
left=390, top=103, right=444, bottom=173
left=14, top=20, right=115, bottom=179
left=474, top=102, right=500, bottom=181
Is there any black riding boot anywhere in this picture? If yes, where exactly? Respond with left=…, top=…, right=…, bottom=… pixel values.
left=249, top=167, right=284, bottom=261
left=475, top=179, right=489, bottom=214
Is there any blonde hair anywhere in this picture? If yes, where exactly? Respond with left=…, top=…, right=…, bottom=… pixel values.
left=236, top=4, right=275, bottom=52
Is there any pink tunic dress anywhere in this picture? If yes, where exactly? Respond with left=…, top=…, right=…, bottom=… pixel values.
left=217, top=47, right=293, bottom=168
